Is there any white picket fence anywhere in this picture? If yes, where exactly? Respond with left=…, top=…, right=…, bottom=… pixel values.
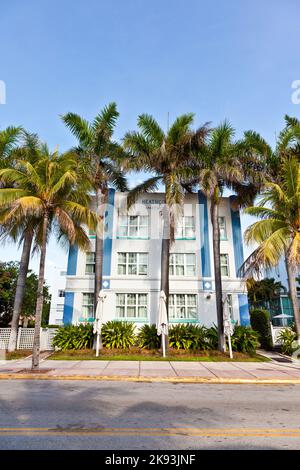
left=0, top=328, right=58, bottom=350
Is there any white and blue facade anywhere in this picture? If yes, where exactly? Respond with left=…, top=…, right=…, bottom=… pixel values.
left=62, top=191, right=250, bottom=327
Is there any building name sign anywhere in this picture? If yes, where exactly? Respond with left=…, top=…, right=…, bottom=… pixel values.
left=141, top=199, right=163, bottom=206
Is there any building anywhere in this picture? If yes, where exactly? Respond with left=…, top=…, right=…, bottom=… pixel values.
left=49, top=268, right=67, bottom=325
left=262, top=259, right=299, bottom=326
left=62, top=190, right=250, bottom=327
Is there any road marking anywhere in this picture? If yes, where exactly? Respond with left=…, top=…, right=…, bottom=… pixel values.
left=0, top=373, right=300, bottom=385
left=1, top=427, right=300, bottom=437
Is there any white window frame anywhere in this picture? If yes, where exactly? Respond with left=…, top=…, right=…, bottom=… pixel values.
left=169, top=294, right=198, bottom=322
left=118, top=214, right=149, bottom=239
left=117, top=252, right=148, bottom=276
left=169, top=253, right=196, bottom=277
left=85, top=251, right=95, bottom=274
left=220, top=254, right=229, bottom=277
left=81, top=293, right=94, bottom=320
left=116, top=293, right=148, bottom=320
left=219, top=216, right=227, bottom=240
left=175, top=216, right=196, bottom=239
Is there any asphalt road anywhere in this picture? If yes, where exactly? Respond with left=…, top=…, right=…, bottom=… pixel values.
left=0, top=380, right=300, bottom=450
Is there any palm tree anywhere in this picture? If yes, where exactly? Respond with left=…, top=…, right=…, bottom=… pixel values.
left=0, top=150, right=98, bottom=368
left=123, top=113, right=209, bottom=336
left=240, top=115, right=300, bottom=321
left=0, top=131, right=42, bottom=351
left=0, top=126, right=22, bottom=169
left=243, top=156, right=300, bottom=342
left=246, top=277, right=284, bottom=310
left=62, top=103, right=127, bottom=308
left=242, top=115, right=300, bottom=189
left=190, top=121, right=250, bottom=351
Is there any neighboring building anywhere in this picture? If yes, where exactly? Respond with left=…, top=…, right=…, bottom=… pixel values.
left=263, top=259, right=300, bottom=326
left=49, top=268, right=67, bottom=325
left=62, top=190, right=250, bottom=327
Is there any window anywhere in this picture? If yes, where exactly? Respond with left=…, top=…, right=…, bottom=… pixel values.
left=118, top=215, right=149, bottom=238
left=175, top=216, right=195, bottom=239
left=85, top=252, right=95, bottom=274
left=169, top=253, right=196, bottom=276
left=117, top=253, right=148, bottom=276
left=82, top=293, right=94, bottom=319
left=220, top=254, right=229, bottom=276
left=281, top=297, right=293, bottom=316
left=58, top=290, right=65, bottom=298
left=116, top=293, right=148, bottom=319
left=219, top=216, right=227, bottom=240
left=169, top=294, right=197, bottom=321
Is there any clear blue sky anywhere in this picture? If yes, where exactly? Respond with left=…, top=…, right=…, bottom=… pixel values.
left=0, top=0, right=299, bottom=287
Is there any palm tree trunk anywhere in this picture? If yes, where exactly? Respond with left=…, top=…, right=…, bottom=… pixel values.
left=94, top=187, right=107, bottom=309
left=32, top=213, right=49, bottom=370
left=285, top=255, right=300, bottom=343
left=160, top=204, right=170, bottom=351
left=8, top=228, right=33, bottom=352
left=210, top=197, right=225, bottom=352
left=160, top=238, right=170, bottom=304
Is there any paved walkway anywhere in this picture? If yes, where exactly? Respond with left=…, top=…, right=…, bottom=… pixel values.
left=1, top=357, right=300, bottom=382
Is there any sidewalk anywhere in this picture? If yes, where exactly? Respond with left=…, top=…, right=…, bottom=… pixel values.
left=1, top=357, right=300, bottom=383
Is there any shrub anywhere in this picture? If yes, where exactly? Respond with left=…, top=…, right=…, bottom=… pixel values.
left=101, top=320, right=135, bottom=349
left=205, top=324, right=219, bottom=349
left=53, top=324, right=94, bottom=350
left=188, top=325, right=212, bottom=350
left=169, top=324, right=212, bottom=351
left=277, top=328, right=300, bottom=356
left=250, top=308, right=273, bottom=350
left=169, top=324, right=193, bottom=350
left=231, top=325, right=259, bottom=354
left=137, top=324, right=161, bottom=349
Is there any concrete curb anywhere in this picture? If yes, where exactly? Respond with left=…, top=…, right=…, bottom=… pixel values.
left=0, top=373, right=300, bottom=385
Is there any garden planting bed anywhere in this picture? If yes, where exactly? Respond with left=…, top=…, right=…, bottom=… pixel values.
left=49, top=347, right=269, bottom=362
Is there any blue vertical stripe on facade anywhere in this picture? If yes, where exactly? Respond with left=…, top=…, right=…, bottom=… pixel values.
left=198, top=191, right=212, bottom=283
left=64, top=244, right=78, bottom=324
left=63, top=292, right=74, bottom=325
left=66, top=245, right=78, bottom=275
left=103, top=188, right=115, bottom=278
left=229, top=196, right=244, bottom=276
left=238, top=294, right=250, bottom=326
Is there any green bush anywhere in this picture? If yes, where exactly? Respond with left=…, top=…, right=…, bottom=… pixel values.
left=250, top=308, right=273, bottom=350
left=169, top=324, right=193, bottom=350
left=231, top=325, right=259, bottom=354
left=277, top=328, right=300, bottom=356
left=205, top=324, right=219, bottom=349
left=101, top=320, right=135, bottom=349
left=169, top=324, right=212, bottom=350
left=53, top=324, right=94, bottom=350
left=137, top=324, right=161, bottom=349
left=189, top=325, right=213, bottom=350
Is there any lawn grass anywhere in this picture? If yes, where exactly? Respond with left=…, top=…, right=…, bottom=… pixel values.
left=2, top=350, right=32, bottom=360
left=49, top=348, right=269, bottom=362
